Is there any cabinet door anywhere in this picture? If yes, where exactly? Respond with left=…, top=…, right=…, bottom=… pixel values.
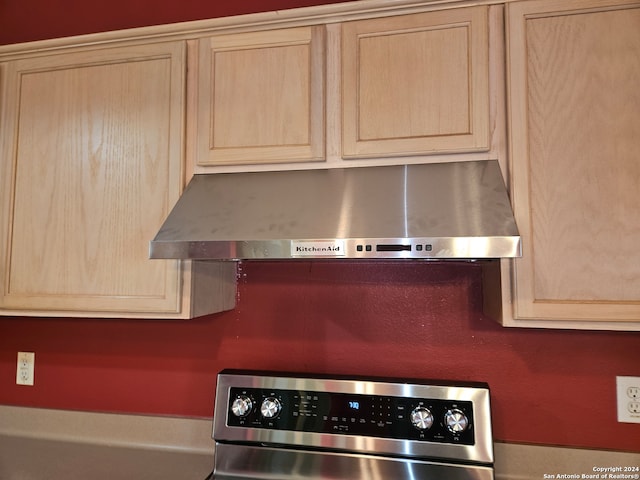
left=506, top=0, right=640, bottom=326
left=194, top=26, right=325, bottom=166
left=0, top=42, right=191, bottom=316
left=342, top=6, right=490, bottom=159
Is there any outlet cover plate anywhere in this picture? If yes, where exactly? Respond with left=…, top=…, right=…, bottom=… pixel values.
left=16, top=351, right=35, bottom=386
left=616, top=376, right=640, bottom=423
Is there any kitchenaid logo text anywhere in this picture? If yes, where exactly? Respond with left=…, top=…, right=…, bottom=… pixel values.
left=291, top=241, right=345, bottom=257
left=296, top=246, right=342, bottom=252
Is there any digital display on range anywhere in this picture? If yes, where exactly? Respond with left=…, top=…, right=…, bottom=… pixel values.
left=227, top=387, right=475, bottom=445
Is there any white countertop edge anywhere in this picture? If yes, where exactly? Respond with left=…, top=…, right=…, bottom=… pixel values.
left=0, top=405, right=214, bottom=455
left=495, top=442, right=640, bottom=480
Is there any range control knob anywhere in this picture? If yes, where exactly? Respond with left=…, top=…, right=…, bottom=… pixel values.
left=231, top=395, right=253, bottom=417
left=444, top=409, right=469, bottom=433
left=260, top=397, right=282, bottom=419
left=410, top=406, right=434, bottom=430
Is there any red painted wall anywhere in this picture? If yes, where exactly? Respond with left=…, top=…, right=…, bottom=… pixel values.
left=0, top=0, right=351, bottom=45
left=1, top=261, right=639, bottom=452
left=1, top=0, right=639, bottom=455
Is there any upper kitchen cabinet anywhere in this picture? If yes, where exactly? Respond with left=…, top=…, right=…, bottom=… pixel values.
left=193, top=26, right=325, bottom=167
left=0, top=41, right=235, bottom=318
left=499, top=0, right=640, bottom=329
left=341, top=6, right=490, bottom=159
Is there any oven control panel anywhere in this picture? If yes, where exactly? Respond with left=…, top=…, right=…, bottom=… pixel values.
left=226, top=386, right=475, bottom=445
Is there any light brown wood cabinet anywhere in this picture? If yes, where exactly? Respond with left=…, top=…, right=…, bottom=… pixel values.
left=495, top=0, right=640, bottom=329
left=341, top=6, right=490, bottom=159
left=2, top=0, right=638, bottom=328
left=0, top=42, right=235, bottom=318
left=192, top=6, right=493, bottom=169
left=193, top=26, right=325, bottom=167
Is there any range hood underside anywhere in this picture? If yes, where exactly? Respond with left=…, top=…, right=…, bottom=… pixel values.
left=153, top=237, right=520, bottom=260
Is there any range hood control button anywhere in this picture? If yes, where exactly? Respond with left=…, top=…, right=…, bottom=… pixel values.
left=444, top=409, right=469, bottom=433
left=410, top=406, right=434, bottom=430
left=231, top=395, right=253, bottom=417
left=261, top=397, right=282, bottom=419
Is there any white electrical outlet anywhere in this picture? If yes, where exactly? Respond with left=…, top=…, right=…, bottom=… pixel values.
left=16, top=352, right=35, bottom=386
left=616, top=376, right=640, bottom=423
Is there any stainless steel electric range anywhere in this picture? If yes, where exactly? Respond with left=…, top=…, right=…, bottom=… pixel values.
left=210, top=370, right=495, bottom=480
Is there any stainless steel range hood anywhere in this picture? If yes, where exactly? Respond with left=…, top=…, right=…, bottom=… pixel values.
left=150, top=160, right=521, bottom=260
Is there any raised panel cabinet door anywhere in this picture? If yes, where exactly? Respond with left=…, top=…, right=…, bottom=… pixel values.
left=507, top=0, right=640, bottom=324
left=195, top=26, right=325, bottom=166
left=342, top=6, right=490, bottom=159
left=0, top=42, right=188, bottom=316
